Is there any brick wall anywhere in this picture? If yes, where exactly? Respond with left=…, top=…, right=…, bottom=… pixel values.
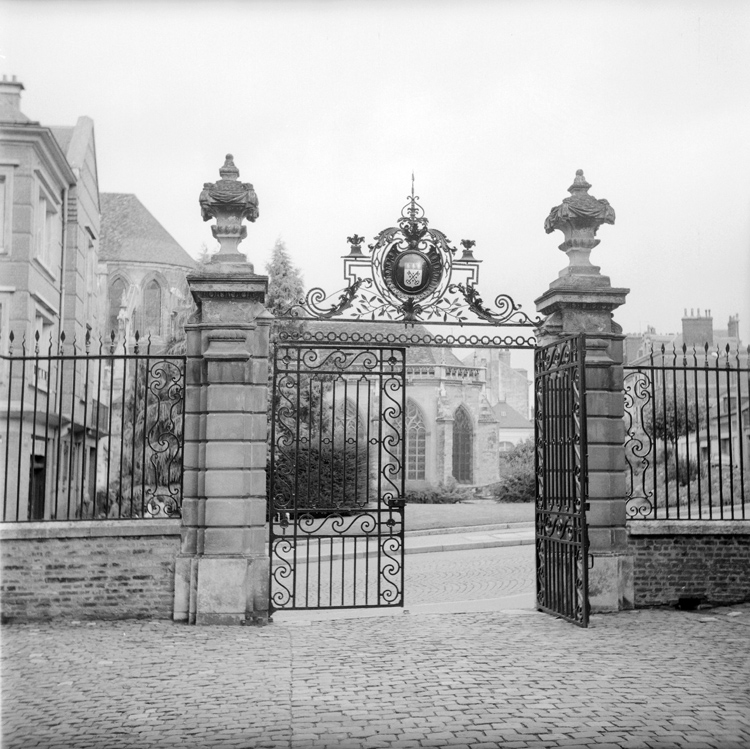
left=1, top=521, right=180, bottom=622
left=628, top=521, right=750, bottom=607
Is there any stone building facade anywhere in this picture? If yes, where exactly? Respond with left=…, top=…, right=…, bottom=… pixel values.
left=0, top=77, right=103, bottom=520
left=405, top=344, right=531, bottom=492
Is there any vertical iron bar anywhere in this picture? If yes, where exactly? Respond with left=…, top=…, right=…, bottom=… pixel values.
left=670, top=347, right=680, bottom=519
left=703, top=345, right=714, bottom=519
left=118, top=354, right=128, bottom=518
left=692, top=347, right=703, bottom=519
left=92, top=345, right=104, bottom=518
left=105, top=345, right=115, bottom=516
left=79, top=343, right=91, bottom=517
left=714, top=348, right=724, bottom=518
left=29, top=335, right=41, bottom=520
left=54, top=338, right=66, bottom=517
left=648, top=356, right=657, bottom=519
left=724, top=348, right=735, bottom=519
left=42, top=337, right=53, bottom=520
left=400, top=349, right=406, bottom=608
left=737, top=347, right=748, bottom=518
left=130, top=346, right=140, bottom=515
left=178, top=357, right=186, bottom=517
left=140, top=355, right=150, bottom=517
left=660, top=346, right=670, bottom=519
left=15, top=342, right=27, bottom=520
left=294, top=347, right=302, bottom=607
left=268, top=345, right=279, bottom=611
left=342, top=377, right=348, bottom=509
left=66, top=341, right=79, bottom=519
left=330, top=376, right=336, bottom=509
left=377, top=350, right=383, bottom=605
left=3, top=348, right=13, bottom=520
left=681, top=346, right=691, bottom=518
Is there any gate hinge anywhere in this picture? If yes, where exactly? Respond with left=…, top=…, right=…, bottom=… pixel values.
left=588, top=554, right=595, bottom=570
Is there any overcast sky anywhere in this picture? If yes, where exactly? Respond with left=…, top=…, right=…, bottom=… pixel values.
left=2, top=0, right=749, bottom=345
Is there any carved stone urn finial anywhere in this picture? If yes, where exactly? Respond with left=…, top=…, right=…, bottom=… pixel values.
left=544, top=169, right=615, bottom=278
left=199, top=154, right=259, bottom=267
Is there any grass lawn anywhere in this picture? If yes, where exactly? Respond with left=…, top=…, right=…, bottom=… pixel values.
left=406, top=502, right=534, bottom=531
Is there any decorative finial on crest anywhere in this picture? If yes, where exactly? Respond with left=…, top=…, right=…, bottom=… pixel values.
left=218, top=154, right=240, bottom=180
left=459, top=239, right=477, bottom=262
left=543, top=169, right=616, bottom=277
left=346, top=234, right=365, bottom=257
left=198, top=154, right=259, bottom=266
left=568, top=169, right=592, bottom=193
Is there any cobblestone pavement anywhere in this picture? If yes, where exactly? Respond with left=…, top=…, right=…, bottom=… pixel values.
left=405, top=545, right=534, bottom=604
left=3, top=603, right=749, bottom=749
left=270, top=538, right=535, bottom=612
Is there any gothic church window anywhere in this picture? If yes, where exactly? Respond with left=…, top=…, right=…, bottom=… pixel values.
left=142, top=280, right=162, bottom=336
left=108, top=278, right=127, bottom=337
left=406, top=400, right=426, bottom=480
left=452, top=406, right=473, bottom=483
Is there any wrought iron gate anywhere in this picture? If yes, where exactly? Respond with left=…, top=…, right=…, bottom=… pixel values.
left=268, top=343, right=406, bottom=612
left=534, top=334, right=590, bottom=627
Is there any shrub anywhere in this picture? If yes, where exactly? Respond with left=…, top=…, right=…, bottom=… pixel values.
left=404, top=488, right=440, bottom=504
left=489, top=439, right=535, bottom=503
left=405, top=481, right=472, bottom=504
left=665, top=455, right=706, bottom=486
left=268, top=442, right=370, bottom=517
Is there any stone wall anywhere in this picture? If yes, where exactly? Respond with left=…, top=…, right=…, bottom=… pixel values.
left=0, top=521, right=180, bottom=622
left=628, top=521, right=750, bottom=607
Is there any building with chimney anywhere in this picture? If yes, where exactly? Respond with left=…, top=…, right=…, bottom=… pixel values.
left=624, top=308, right=742, bottom=365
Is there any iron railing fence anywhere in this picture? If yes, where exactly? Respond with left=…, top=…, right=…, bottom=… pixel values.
left=624, top=344, right=749, bottom=520
left=1, top=331, right=185, bottom=522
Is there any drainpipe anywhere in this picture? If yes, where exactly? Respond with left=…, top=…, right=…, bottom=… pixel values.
left=57, top=186, right=68, bottom=343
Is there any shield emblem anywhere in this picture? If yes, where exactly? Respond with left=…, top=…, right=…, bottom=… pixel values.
left=389, top=249, right=434, bottom=296
left=403, top=262, right=422, bottom=289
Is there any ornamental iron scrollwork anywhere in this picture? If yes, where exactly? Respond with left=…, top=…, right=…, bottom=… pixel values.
left=268, top=344, right=406, bottom=611
left=278, top=181, right=542, bottom=328
left=276, top=327, right=537, bottom=350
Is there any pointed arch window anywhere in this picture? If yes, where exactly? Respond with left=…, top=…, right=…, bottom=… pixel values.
left=108, top=278, right=127, bottom=337
left=334, top=398, right=364, bottom=445
left=406, top=400, right=426, bottom=481
left=452, top=406, right=473, bottom=483
left=142, top=280, right=162, bottom=335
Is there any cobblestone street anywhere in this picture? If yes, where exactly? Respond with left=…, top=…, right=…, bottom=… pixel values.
left=3, top=598, right=749, bottom=748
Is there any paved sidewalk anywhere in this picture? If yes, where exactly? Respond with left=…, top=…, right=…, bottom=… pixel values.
left=274, top=523, right=535, bottom=565
left=3, top=603, right=749, bottom=749
left=406, top=522, right=534, bottom=555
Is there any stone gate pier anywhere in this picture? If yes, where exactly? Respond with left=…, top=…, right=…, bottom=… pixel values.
left=173, top=156, right=272, bottom=624
left=536, top=170, right=633, bottom=612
